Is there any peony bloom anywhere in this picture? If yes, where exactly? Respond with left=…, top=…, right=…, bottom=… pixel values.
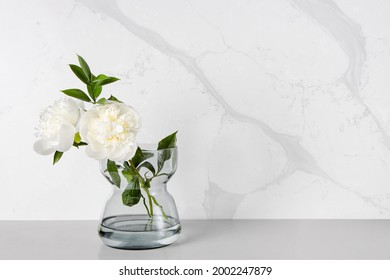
left=79, top=102, right=140, bottom=161
left=34, top=98, right=84, bottom=155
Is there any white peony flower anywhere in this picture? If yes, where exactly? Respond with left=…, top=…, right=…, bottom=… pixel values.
left=79, top=102, right=140, bottom=161
left=34, top=98, right=84, bottom=155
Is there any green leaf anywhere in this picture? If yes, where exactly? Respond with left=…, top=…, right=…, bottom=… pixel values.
left=131, top=147, right=145, bottom=167
left=61, top=89, right=91, bottom=102
left=86, top=84, right=101, bottom=102
left=131, top=147, right=153, bottom=168
left=53, top=151, right=63, bottom=165
left=77, top=54, right=92, bottom=81
left=122, top=177, right=141, bottom=207
left=157, top=149, right=172, bottom=173
left=73, top=133, right=87, bottom=148
left=96, top=98, right=107, bottom=105
left=87, top=85, right=94, bottom=100
left=73, top=141, right=87, bottom=148
left=124, top=161, right=131, bottom=170
left=157, top=131, right=178, bottom=150
left=156, top=131, right=177, bottom=172
left=74, top=132, right=81, bottom=144
left=137, top=161, right=156, bottom=176
left=122, top=168, right=135, bottom=183
left=94, top=74, right=108, bottom=81
left=92, top=76, right=120, bottom=87
left=143, top=151, right=154, bottom=159
left=69, top=64, right=89, bottom=84
left=107, top=95, right=122, bottom=103
left=107, top=159, right=121, bottom=188
left=93, top=86, right=102, bottom=100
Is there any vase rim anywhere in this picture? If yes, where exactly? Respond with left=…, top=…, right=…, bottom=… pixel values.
left=138, top=143, right=178, bottom=152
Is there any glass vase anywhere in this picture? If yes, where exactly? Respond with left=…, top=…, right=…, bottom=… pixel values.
left=98, top=146, right=181, bottom=249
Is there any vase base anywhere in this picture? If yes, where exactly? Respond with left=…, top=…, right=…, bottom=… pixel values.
left=98, top=214, right=181, bottom=250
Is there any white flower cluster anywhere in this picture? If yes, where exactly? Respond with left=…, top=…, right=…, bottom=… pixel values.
left=34, top=98, right=83, bottom=155
left=80, top=102, right=140, bottom=161
left=34, top=98, right=140, bottom=162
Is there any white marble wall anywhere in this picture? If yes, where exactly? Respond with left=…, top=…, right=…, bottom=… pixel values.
left=1, top=0, right=390, bottom=219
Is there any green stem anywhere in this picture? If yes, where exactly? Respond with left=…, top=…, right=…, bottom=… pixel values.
left=129, top=160, right=155, bottom=217
left=150, top=195, right=167, bottom=219
left=147, top=192, right=154, bottom=216
left=147, top=172, right=170, bottom=180
left=141, top=194, right=151, bottom=218
left=128, top=160, right=168, bottom=220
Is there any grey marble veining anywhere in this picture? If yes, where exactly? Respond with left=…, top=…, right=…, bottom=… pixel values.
left=1, top=0, right=390, bottom=219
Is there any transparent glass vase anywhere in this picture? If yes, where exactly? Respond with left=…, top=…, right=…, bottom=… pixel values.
left=98, top=146, right=181, bottom=249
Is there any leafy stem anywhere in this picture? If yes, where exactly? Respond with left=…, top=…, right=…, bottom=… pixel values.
left=54, top=55, right=122, bottom=165
left=107, top=132, right=178, bottom=220
left=62, top=54, right=122, bottom=104
left=127, top=160, right=168, bottom=219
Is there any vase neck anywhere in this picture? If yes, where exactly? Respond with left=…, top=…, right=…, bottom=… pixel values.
left=149, top=181, right=167, bottom=194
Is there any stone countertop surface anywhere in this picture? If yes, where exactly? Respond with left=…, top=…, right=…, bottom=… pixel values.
left=1, top=220, right=389, bottom=260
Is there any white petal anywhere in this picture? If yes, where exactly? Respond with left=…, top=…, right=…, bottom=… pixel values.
left=64, top=98, right=81, bottom=125
left=85, top=145, right=106, bottom=160
left=109, top=142, right=138, bottom=162
left=78, top=114, right=90, bottom=141
left=33, top=139, right=55, bottom=155
left=121, top=105, right=140, bottom=130
left=79, top=110, right=97, bottom=141
left=53, top=123, right=76, bottom=152
left=108, top=148, right=128, bottom=162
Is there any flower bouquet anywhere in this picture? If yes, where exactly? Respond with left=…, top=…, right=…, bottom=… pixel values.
left=34, top=55, right=181, bottom=249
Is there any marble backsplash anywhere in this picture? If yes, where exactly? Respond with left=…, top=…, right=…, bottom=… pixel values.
left=1, top=0, right=390, bottom=219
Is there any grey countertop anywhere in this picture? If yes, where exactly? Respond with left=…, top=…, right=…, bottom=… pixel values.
left=1, top=220, right=389, bottom=260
